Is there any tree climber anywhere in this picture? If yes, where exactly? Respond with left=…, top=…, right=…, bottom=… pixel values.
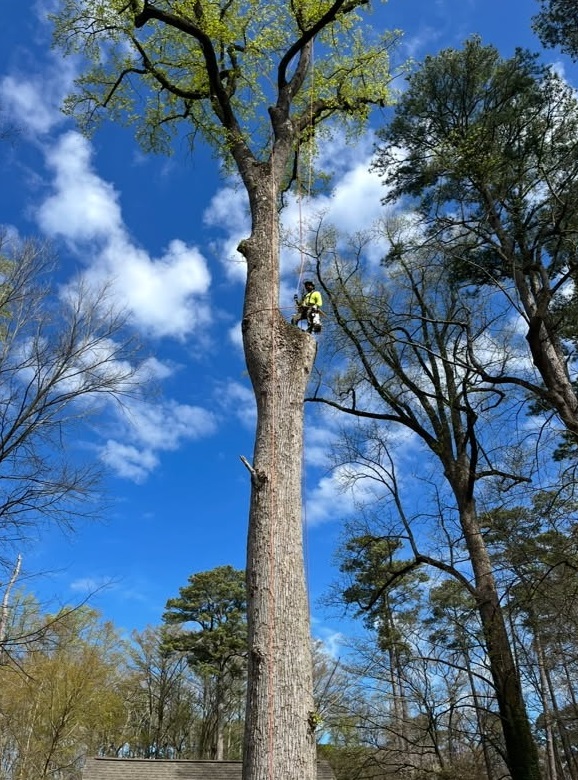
left=291, top=280, right=323, bottom=333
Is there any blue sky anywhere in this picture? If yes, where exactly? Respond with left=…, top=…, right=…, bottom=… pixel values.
left=1, top=0, right=576, bottom=650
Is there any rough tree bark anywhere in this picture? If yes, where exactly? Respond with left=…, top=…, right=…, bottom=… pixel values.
left=456, top=486, right=541, bottom=780
left=239, top=157, right=318, bottom=780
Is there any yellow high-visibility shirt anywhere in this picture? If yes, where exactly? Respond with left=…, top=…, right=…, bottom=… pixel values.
left=302, top=290, right=322, bottom=307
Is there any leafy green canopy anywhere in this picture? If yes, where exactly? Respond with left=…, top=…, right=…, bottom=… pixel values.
left=375, top=37, right=578, bottom=287
left=52, top=0, right=397, bottom=163
left=163, top=565, right=246, bottom=677
left=533, top=0, right=578, bottom=61
left=372, top=37, right=578, bottom=442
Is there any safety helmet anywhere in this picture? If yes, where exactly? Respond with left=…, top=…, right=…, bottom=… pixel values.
left=304, top=280, right=315, bottom=289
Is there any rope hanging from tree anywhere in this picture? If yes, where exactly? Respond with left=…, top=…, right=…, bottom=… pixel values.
left=295, top=44, right=316, bottom=297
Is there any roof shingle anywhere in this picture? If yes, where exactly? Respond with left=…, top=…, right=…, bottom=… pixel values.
left=83, top=757, right=336, bottom=780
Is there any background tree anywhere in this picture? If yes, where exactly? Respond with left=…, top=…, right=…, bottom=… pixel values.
left=310, top=234, right=542, bottom=778
left=163, top=565, right=247, bottom=760
left=115, top=625, right=202, bottom=759
left=311, top=640, right=359, bottom=746
left=0, top=234, right=139, bottom=575
left=0, top=232, right=145, bottom=675
left=0, top=605, right=126, bottom=780
left=533, top=0, right=578, bottom=61
left=426, top=579, right=504, bottom=780
left=51, top=2, right=397, bottom=776
left=374, top=37, right=578, bottom=446
left=340, top=532, right=424, bottom=758
left=482, top=496, right=578, bottom=780
left=337, top=527, right=507, bottom=780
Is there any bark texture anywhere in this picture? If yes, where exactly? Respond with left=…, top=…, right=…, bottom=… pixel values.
left=239, top=162, right=318, bottom=780
left=458, top=496, right=541, bottom=780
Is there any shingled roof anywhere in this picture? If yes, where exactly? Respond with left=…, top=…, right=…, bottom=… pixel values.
left=83, top=757, right=336, bottom=780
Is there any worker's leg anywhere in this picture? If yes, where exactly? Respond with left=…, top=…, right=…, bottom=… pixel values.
left=307, top=309, right=322, bottom=334
left=291, top=307, right=306, bottom=326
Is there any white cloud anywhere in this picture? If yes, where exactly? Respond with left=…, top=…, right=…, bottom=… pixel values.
left=203, top=180, right=249, bottom=282
left=312, top=624, right=347, bottom=659
left=135, top=356, right=176, bottom=382
left=123, top=399, right=216, bottom=451
left=100, top=238, right=212, bottom=339
left=38, top=132, right=123, bottom=240
left=34, top=0, right=62, bottom=17
left=0, top=48, right=78, bottom=137
left=400, top=26, right=445, bottom=61
left=305, top=467, right=355, bottom=526
left=228, top=321, right=244, bottom=351
left=69, top=576, right=114, bottom=594
left=315, top=131, right=376, bottom=179
left=95, top=395, right=218, bottom=482
left=99, top=441, right=160, bottom=483
left=324, top=162, right=384, bottom=233
left=304, top=417, right=424, bottom=527
left=304, top=423, right=340, bottom=469
left=37, top=131, right=212, bottom=340
left=0, top=76, right=63, bottom=136
left=216, top=379, right=256, bottom=429
left=3, top=57, right=220, bottom=477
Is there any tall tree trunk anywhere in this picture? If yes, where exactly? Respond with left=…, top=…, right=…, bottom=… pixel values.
left=215, top=677, right=224, bottom=761
left=465, top=652, right=496, bottom=780
left=513, top=263, right=578, bottom=438
left=389, top=644, right=407, bottom=754
left=0, top=554, right=22, bottom=650
left=240, top=161, right=317, bottom=780
left=545, top=643, right=578, bottom=778
left=459, top=496, right=541, bottom=780
left=535, top=633, right=558, bottom=780
left=483, top=191, right=578, bottom=437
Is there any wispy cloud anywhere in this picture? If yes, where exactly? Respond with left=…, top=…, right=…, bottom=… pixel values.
left=35, top=131, right=212, bottom=340
left=69, top=575, right=115, bottom=595
left=98, top=397, right=218, bottom=482
left=216, top=379, right=256, bottom=430
left=0, top=51, right=77, bottom=137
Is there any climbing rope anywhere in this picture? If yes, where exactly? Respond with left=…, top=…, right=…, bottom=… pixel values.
left=295, top=43, right=316, bottom=299
left=295, top=43, right=315, bottom=607
left=267, top=164, right=278, bottom=780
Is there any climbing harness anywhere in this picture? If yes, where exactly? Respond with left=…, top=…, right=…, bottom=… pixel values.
left=308, top=307, right=322, bottom=334
left=292, top=283, right=323, bottom=333
left=291, top=299, right=322, bottom=334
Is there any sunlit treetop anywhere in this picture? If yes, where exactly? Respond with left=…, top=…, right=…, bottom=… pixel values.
left=52, top=0, right=399, bottom=170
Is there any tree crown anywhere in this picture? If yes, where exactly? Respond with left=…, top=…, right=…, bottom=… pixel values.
left=52, top=0, right=397, bottom=168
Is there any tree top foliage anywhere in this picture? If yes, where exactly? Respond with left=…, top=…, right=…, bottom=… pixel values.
left=163, top=564, right=246, bottom=629
left=533, top=0, right=578, bottom=61
left=374, top=36, right=578, bottom=285
left=376, top=37, right=551, bottom=207
left=52, top=0, right=397, bottom=165
left=162, top=565, right=247, bottom=676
